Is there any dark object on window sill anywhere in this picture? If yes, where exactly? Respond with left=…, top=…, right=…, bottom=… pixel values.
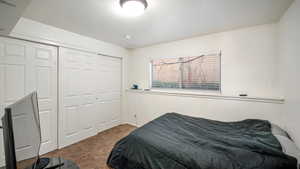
left=131, top=84, right=139, bottom=90
left=239, top=94, right=248, bottom=97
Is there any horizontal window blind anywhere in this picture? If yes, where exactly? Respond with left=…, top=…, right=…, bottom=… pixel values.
left=151, top=54, right=220, bottom=90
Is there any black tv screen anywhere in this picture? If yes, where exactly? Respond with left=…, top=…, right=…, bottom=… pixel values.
left=2, top=108, right=17, bottom=169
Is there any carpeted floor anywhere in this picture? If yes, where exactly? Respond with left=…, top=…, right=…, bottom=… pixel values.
left=44, top=124, right=137, bottom=169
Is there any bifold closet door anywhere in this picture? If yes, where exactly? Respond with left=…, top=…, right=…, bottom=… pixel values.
left=59, top=48, right=122, bottom=148
left=0, top=37, right=58, bottom=162
left=59, top=48, right=97, bottom=148
left=95, top=55, right=122, bottom=132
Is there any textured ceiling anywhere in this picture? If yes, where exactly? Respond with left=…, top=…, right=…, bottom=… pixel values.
left=23, top=0, right=294, bottom=49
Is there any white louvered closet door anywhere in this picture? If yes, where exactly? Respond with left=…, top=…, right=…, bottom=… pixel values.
left=0, top=37, right=58, bottom=163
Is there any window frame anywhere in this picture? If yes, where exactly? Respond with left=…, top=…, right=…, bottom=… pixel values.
left=149, top=52, right=222, bottom=93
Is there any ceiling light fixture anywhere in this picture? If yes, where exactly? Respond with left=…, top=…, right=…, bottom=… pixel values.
left=119, top=0, right=148, bottom=17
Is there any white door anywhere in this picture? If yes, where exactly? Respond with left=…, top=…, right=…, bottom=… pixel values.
left=95, top=55, right=122, bottom=131
left=59, top=48, right=98, bottom=148
left=0, top=37, right=58, bottom=162
left=59, top=48, right=122, bottom=148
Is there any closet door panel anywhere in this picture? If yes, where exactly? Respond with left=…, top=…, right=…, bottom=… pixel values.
left=59, top=48, right=98, bottom=148
left=59, top=48, right=122, bottom=148
left=65, top=106, right=80, bottom=135
left=95, top=55, right=122, bottom=132
left=111, top=100, right=121, bottom=121
left=32, top=44, right=58, bottom=155
left=3, top=65, right=26, bottom=102
left=0, top=37, right=58, bottom=164
left=61, top=51, right=83, bottom=145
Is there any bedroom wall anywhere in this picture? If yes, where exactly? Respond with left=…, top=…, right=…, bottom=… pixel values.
left=126, top=92, right=283, bottom=127
left=127, top=24, right=280, bottom=97
left=279, top=0, right=300, bottom=147
left=124, top=24, right=285, bottom=128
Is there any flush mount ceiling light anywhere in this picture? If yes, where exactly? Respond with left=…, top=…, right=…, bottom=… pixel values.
left=120, top=0, right=148, bottom=17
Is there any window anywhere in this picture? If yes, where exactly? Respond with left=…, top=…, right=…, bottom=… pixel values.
left=151, top=53, right=221, bottom=91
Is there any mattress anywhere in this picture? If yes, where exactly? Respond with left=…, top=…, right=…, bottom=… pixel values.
left=107, top=113, right=298, bottom=169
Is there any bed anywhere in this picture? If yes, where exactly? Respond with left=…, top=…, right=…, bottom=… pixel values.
left=107, top=113, right=299, bottom=169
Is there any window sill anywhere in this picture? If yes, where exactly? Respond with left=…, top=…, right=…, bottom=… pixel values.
left=126, top=89, right=284, bottom=104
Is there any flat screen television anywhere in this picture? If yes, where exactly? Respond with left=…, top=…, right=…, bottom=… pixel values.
left=1, top=92, right=51, bottom=169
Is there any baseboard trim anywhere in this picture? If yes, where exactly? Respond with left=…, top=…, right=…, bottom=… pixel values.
left=122, top=122, right=139, bottom=127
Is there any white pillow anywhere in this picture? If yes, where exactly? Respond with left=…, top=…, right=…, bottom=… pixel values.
left=271, top=123, right=291, bottom=139
left=274, top=134, right=300, bottom=168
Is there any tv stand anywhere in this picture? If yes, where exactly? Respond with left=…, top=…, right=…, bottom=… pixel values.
left=0, top=157, right=79, bottom=169
left=35, top=158, right=50, bottom=169
left=34, top=157, right=78, bottom=169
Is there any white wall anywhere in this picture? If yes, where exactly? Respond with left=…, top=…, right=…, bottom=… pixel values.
left=126, top=91, right=284, bottom=127
left=128, top=24, right=281, bottom=98
left=279, top=0, right=300, bottom=147
left=125, top=24, right=285, bottom=128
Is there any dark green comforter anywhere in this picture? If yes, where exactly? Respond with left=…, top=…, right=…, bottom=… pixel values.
left=107, top=113, right=297, bottom=169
